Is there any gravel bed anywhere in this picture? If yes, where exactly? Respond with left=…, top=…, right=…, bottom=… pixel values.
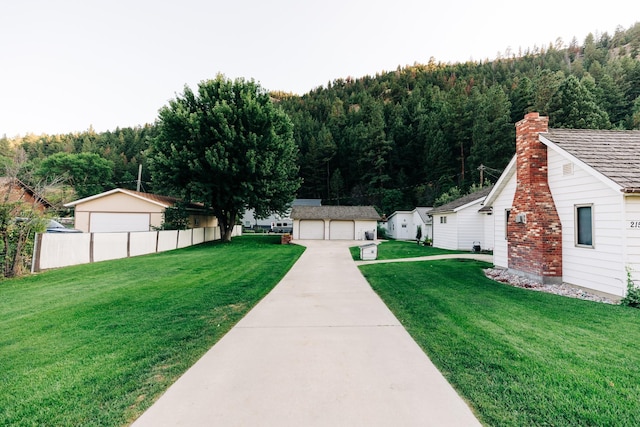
left=483, top=268, right=616, bottom=304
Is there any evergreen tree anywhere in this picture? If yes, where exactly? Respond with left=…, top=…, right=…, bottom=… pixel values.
left=548, top=75, right=611, bottom=129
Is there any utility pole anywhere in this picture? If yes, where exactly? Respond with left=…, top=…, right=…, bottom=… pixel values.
left=478, top=164, right=485, bottom=187
left=137, top=164, right=142, bottom=192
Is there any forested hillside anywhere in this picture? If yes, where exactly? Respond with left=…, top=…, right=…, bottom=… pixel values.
left=2, top=22, right=640, bottom=215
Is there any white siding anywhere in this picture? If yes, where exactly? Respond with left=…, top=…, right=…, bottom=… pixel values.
left=433, top=214, right=457, bottom=250
left=547, top=149, right=626, bottom=295
left=412, top=210, right=432, bottom=241
left=623, top=196, right=640, bottom=291
left=492, top=173, right=517, bottom=268
left=386, top=212, right=412, bottom=240
left=354, top=220, right=378, bottom=241
left=482, top=213, right=494, bottom=251
left=456, top=202, right=486, bottom=251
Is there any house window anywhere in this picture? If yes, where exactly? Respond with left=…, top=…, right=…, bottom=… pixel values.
left=440, top=216, right=447, bottom=224
left=575, top=204, right=594, bottom=247
left=401, top=224, right=407, bottom=228
left=505, top=209, right=511, bottom=239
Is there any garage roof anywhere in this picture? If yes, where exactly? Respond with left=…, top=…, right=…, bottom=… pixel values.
left=64, top=188, right=210, bottom=212
left=291, top=205, right=381, bottom=220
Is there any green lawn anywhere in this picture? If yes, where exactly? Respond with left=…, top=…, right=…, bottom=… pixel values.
left=0, top=235, right=304, bottom=426
left=350, top=239, right=467, bottom=260
left=360, top=259, right=640, bottom=426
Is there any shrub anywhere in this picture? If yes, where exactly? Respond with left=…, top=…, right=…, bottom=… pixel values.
left=621, top=268, right=640, bottom=308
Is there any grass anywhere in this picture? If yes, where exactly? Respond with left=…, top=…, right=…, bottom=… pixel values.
left=0, top=235, right=304, bottom=426
left=350, top=239, right=467, bottom=260
left=360, top=259, right=640, bottom=426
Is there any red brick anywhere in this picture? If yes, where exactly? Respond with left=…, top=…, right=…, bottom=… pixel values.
left=508, top=113, right=562, bottom=283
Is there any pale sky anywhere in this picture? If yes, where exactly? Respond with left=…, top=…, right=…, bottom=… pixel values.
left=1, top=0, right=637, bottom=137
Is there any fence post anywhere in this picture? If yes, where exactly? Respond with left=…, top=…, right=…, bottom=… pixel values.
left=31, top=233, right=42, bottom=273
left=89, top=233, right=94, bottom=263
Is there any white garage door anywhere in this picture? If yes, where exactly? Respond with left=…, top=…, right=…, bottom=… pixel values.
left=90, top=213, right=150, bottom=233
left=299, top=220, right=325, bottom=239
left=329, top=220, right=355, bottom=240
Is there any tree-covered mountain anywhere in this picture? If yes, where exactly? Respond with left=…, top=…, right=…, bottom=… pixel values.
left=276, top=22, right=640, bottom=214
left=3, top=22, right=640, bottom=216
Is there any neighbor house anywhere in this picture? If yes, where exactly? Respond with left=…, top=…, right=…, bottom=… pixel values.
left=482, top=112, right=640, bottom=297
left=0, top=177, right=54, bottom=212
left=429, top=186, right=494, bottom=251
left=291, top=205, right=380, bottom=240
left=384, top=207, right=433, bottom=242
left=241, top=198, right=322, bottom=232
left=64, top=188, right=217, bottom=233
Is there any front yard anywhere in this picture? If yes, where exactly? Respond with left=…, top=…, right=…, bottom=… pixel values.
left=0, top=235, right=304, bottom=426
left=360, top=257, right=640, bottom=426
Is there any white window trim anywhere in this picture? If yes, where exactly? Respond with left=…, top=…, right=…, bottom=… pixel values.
left=575, top=204, right=594, bottom=248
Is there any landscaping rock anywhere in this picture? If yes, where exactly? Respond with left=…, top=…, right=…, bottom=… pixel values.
left=483, top=268, right=616, bottom=304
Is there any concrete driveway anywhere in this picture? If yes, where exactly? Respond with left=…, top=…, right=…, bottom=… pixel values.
left=132, top=240, right=482, bottom=426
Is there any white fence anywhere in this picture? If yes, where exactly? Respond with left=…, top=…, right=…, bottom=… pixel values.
left=31, top=225, right=242, bottom=272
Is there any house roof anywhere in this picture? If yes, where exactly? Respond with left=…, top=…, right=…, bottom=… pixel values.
left=387, top=207, right=433, bottom=222
left=0, top=177, right=54, bottom=209
left=414, top=207, right=433, bottom=223
left=291, top=205, right=381, bottom=220
left=430, top=186, right=494, bottom=215
left=64, top=188, right=211, bottom=212
left=292, top=199, right=322, bottom=206
left=540, top=129, right=640, bottom=191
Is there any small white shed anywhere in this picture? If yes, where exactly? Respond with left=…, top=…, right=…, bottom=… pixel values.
left=384, top=207, right=433, bottom=241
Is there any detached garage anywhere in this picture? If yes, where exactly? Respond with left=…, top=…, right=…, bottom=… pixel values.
left=64, top=188, right=218, bottom=233
left=291, top=206, right=381, bottom=241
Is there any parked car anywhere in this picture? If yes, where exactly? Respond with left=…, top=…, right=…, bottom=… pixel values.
left=46, top=219, right=82, bottom=233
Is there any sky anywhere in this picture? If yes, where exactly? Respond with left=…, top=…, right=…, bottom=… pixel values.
left=1, top=0, right=637, bottom=137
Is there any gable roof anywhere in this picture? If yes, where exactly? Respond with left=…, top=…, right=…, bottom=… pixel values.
left=387, top=207, right=433, bottom=223
left=291, top=205, right=381, bottom=221
left=64, top=188, right=210, bottom=212
left=430, top=186, right=493, bottom=215
left=540, top=129, right=640, bottom=191
left=414, top=207, right=433, bottom=223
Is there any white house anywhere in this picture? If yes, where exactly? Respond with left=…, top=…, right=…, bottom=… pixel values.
left=291, top=205, right=380, bottom=240
left=430, top=186, right=494, bottom=251
left=482, top=112, right=640, bottom=297
left=384, top=207, right=433, bottom=241
left=64, top=188, right=217, bottom=233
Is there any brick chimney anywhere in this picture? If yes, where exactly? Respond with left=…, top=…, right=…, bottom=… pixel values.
left=508, top=112, right=562, bottom=284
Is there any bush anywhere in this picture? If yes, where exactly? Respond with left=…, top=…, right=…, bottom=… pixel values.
left=621, top=269, right=640, bottom=308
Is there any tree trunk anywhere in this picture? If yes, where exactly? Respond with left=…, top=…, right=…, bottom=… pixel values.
left=218, top=211, right=237, bottom=243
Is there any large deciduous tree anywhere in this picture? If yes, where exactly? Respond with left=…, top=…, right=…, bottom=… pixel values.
left=150, top=75, right=301, bottom=242
left=37, top=152, right=114, bottom=199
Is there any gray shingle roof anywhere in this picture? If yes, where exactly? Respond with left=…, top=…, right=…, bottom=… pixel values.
left=542, top=129, right=640, bottom=190
left=290, top=205, right=381, bottom=220
left=430, top=185, right=493, bottom=214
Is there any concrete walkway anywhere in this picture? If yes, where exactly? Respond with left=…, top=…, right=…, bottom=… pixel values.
left=132, top=240, right=482, bottom=426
